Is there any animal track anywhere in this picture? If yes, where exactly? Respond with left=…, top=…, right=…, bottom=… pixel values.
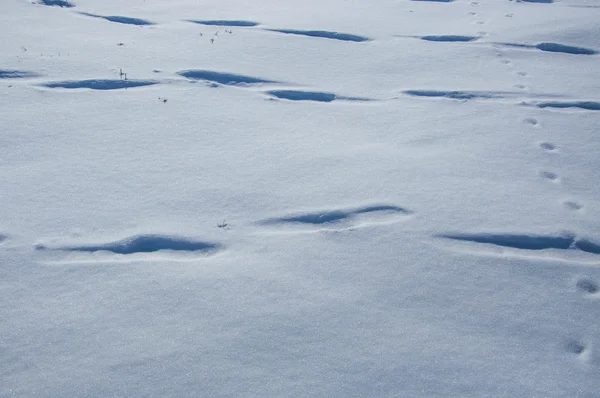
left=38, top=0, right=74, bottom=7
left=0, top=234, right=7, bottom=244
left=0, top=69, right=40, bottom=79
left=564, top=201, right=583, bottom=211
left=260, top=205, right=411, bottom=228
left=539, top=142, right=556, bottom=151
left=79, top=13, right=154, bottom=26
left=40, top=79, right=158, bottom=90
left=266, top=90, right=369, bottom=103
left=566, top=340, right=586, bottom=356
left=541, top=171, right=559, bottom=182
left=440, top=232, right=600, bottom=255
left=523, top=117, right=539, bottom=126
left=187, top=20, right=259, bottom=27
left=178, top=70, right=277, bottom=86
left=35, top=234, right=221, bottom=255
left=536, top=101, right=600, bottom=111
left=403, top=90, right=502, bottom=100
left=265, top=29, right=370, bottom=42
left=420, top=35, right=478, bottom=42
left=576, top=279, right=599, bottom=294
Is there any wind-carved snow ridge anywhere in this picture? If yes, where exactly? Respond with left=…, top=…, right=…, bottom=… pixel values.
left=35, top=234, right=222, bottom=255
left=40, top=79, right=158, bottom=90
left=0, top=70, right=40, bottom=79
left=411, top=0, right=455, bottom=2
left=187, top=20, right=259, bottom=27
left=38, top=0, right=74, bottom=7
left=260, top=205, right=412, bottom=229
left=79, top=12, right=154, bottom=26
left=178, top=70, right=277, bottom=86
left=267, top=90, right=371, bottom=102
left=440, top=233, right=600, bottom=255
left=265, top=29, right=370, bottom=42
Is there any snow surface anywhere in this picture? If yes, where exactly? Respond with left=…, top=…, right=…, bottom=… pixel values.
left=1, top=0, right=600, bottom=396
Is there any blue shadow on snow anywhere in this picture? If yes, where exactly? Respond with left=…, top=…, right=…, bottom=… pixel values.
left=41, top=79, right=158, bottom=90
left=178, top=70, right=276, bottom=85
left=36, top=234, right=221, bottom=254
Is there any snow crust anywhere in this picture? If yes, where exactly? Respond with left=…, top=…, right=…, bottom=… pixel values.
left=1, top=0, right=599, bottom=396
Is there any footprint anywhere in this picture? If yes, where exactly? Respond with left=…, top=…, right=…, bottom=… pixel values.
left=540, top=171, right=559, bottom=182
left=36, top=234, right=222, bottom=255
left=576, top=278, right=599, bottom=294
left=523, top=117, right=539, bottom=126
left=539, top=142, right=556, bottom=151
left=40, top=79, right=158, bottom=90
left=517, top=71, right=528, bottom=77
left=566, top=340, right=586, bottom=356
left=0, top=234, right=7, bottom=244
left=564, top=201, right=583, bottom=211
left=259, top=204, right=412, bottom=230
